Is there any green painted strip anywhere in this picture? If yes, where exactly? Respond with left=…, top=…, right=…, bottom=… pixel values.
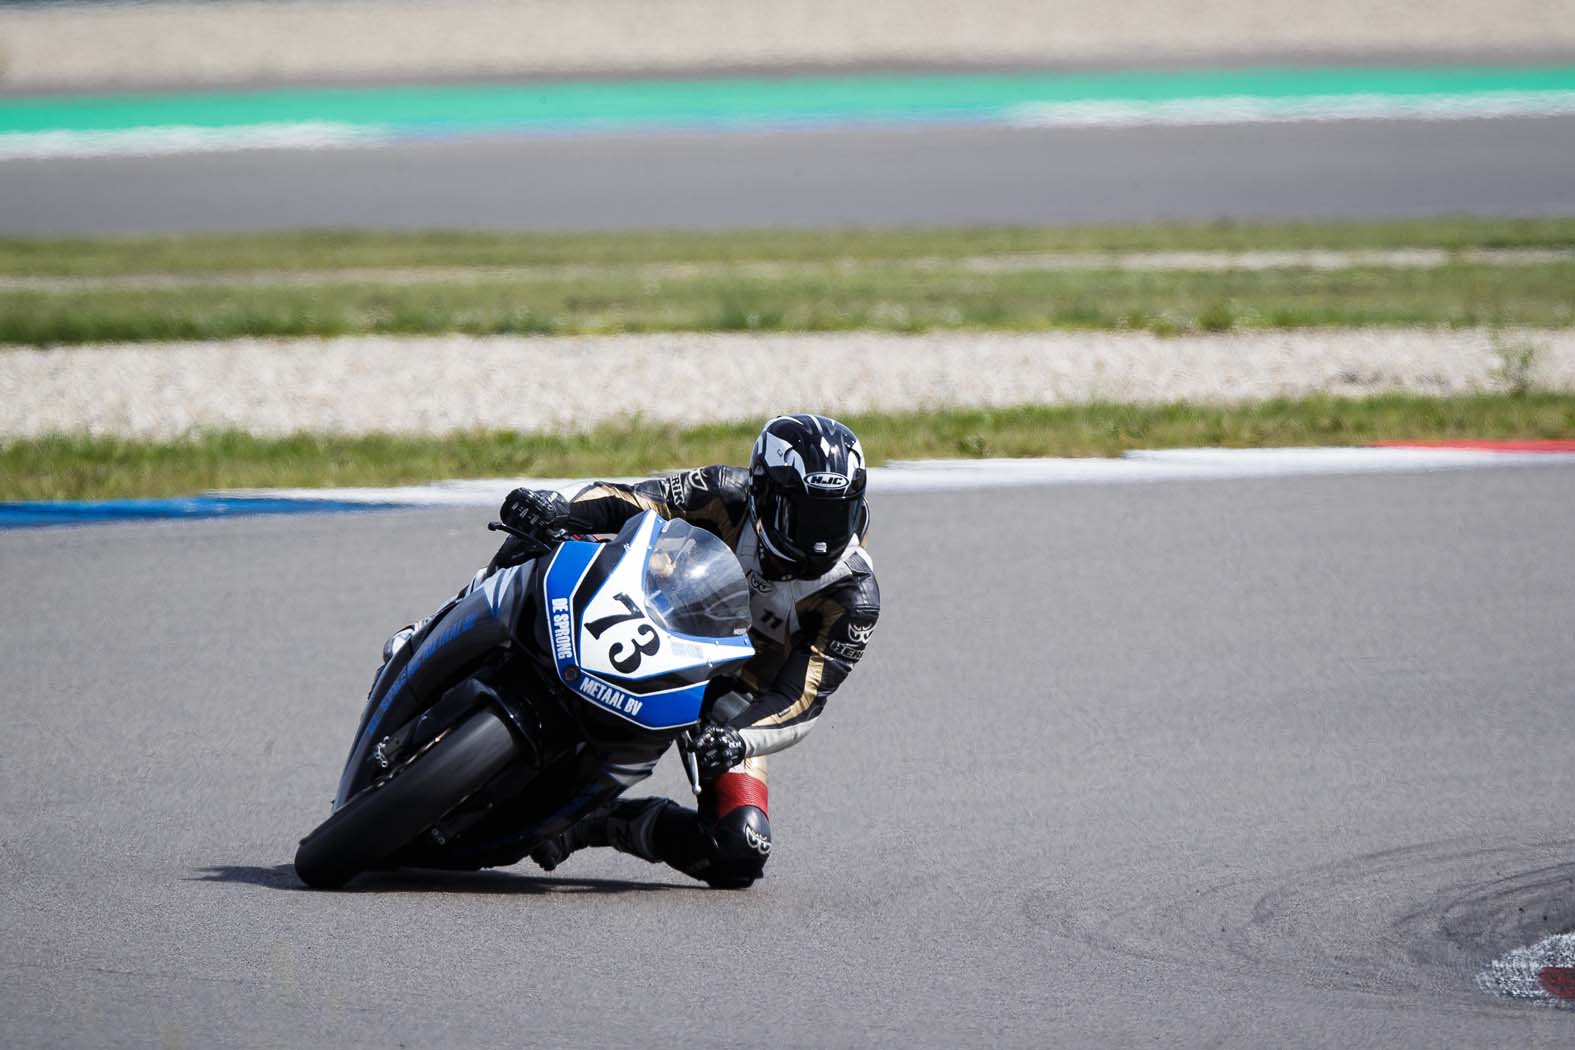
left=5, top=65, right=1575, bottom=135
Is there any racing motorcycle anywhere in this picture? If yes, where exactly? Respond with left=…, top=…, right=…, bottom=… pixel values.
left=294, top=509, right=754, bottom=889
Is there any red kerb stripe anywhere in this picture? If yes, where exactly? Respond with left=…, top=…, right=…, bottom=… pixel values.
left=1539, top=967, right=1575, bottom=1000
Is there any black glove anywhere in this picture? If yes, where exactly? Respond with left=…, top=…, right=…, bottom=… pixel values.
left=499, top=488, right=571, bottom=537
left=690, top=723, right=746, bottom=783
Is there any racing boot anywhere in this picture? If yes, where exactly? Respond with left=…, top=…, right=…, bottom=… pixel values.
left=530, top=797, right=673, bottom=872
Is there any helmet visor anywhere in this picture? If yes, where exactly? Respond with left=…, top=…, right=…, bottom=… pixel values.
left=768, top=491, right=861, bottom=559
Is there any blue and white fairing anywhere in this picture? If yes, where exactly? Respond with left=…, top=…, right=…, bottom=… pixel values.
left=542, top=511, right=754, bottom=731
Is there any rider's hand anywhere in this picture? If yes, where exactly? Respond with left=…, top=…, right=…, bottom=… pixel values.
left=691, top=723, right=746, bottom=783
left=500, top=488, right=571, bottom=536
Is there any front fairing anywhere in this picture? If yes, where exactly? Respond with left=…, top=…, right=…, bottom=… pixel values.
left=541, top=512, right=754, bottom=732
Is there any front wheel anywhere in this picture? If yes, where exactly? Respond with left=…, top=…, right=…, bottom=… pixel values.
left=294, top=709, right=517, bottom=889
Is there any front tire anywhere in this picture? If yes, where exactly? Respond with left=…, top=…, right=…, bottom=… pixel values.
left=294, top=709, right=517, bottom=889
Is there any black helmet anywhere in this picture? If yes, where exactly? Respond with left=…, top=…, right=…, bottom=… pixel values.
left=748, top=414, right=869, bottom=579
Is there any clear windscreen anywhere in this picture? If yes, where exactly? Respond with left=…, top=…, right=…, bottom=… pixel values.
left=642, top=518, right=752, bottom=639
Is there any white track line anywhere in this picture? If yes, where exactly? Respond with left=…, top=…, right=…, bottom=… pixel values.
left=0, top=123, right=391, bottom=161
left=1005, top=90, right=1575, bottom=128
left=7, top=91, right=1575, bottom=162
left=215, top=447, right=1575, bottom=507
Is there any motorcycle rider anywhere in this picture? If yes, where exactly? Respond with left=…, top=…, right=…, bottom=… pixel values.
left=489, top=413, right=881, bottom=888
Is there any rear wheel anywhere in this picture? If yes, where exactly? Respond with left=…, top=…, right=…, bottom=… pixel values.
left=294, top=709, right=517, bottom=889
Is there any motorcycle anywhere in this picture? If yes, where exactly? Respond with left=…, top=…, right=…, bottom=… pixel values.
left=294, top=509, right=754, bottom=889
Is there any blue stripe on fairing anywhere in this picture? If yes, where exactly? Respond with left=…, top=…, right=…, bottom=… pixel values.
left=0, top=496, right=411, bottom=528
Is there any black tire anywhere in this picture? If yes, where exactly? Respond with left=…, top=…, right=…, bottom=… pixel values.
left=294, top=709, right=517, bottom=889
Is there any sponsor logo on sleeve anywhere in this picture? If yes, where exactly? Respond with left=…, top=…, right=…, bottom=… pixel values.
left=827, top=618, right=876, bottom=663
left=827, top=640, right=864, bottom=662
left=664, top=467, right=710, bottom=505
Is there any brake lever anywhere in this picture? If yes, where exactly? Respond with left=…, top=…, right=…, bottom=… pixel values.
left=488, top=520, right=570, bottom=555
left=677, top=730, right=703, bottom=797
left=487, top=520, right=534, bottom=541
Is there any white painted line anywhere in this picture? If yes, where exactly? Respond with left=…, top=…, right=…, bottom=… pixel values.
left=213, top=446, right=1575, bottom=507
left=1124, top=445, right=1575, bottom=473
left=0, top=122, right=392, bottom=161
left=8, top=90, right=1575, bottom=162
left=1005, top=90, right=1575, bottom=129
left=218, top=476, right=644, bottom=506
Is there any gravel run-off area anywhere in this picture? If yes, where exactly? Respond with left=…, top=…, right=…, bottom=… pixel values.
left=4, top=328, right=1573, bottom=440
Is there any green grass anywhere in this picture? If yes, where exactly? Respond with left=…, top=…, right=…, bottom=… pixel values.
left=6, top=218, right=1575, bottom=277
left=7, top=392, right=1573, bottom=501
left=5, top=218, right=1574, bottom=345
left=5, top=261, right=1574, bottom=345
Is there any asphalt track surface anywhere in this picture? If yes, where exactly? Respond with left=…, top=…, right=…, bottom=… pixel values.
left=3, top=116, right=1575, bottom=234
left=5, top=465, right=1575, bottom=1047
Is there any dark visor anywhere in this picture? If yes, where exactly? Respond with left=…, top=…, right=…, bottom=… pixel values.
left=775, top=493, right=860, bottom=554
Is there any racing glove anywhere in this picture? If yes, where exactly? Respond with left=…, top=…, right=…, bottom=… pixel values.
left=690, top=723, right=747, bottom=783
left=500, top=488, right=572, bottom=537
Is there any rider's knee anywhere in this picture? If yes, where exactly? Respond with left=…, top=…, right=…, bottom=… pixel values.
left=706, top=804, right=771, bottom=888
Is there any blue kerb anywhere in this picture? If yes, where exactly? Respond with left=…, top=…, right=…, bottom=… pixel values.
left=0, top=496, right=412, bottom=528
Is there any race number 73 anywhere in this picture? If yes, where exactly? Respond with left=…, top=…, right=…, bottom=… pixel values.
left=585, top=592, right=662, bottom=673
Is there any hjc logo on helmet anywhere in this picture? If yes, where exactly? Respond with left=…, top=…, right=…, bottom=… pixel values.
left=804, top=472, right=850, bottom=491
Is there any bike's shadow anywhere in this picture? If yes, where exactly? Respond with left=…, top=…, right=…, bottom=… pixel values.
left=192, top=864, right=692, bottom=895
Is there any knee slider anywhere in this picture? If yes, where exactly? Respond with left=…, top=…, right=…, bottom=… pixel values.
left=708, top=805, right=771, bottom=888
